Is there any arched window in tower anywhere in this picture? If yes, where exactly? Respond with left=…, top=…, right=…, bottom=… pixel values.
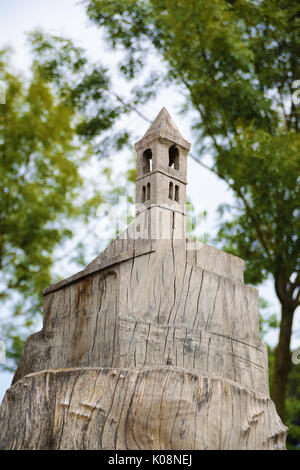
left=147, top=182, right=151, bottom=201
left=169, top=182, right=174, bottom=200
left=142, top=185, right=146, bottom=203
left=175, top=185, right=179, bottom=202
left=168, top=145, right=179, bottom=170
left=142, top=149, right=152, bottom=174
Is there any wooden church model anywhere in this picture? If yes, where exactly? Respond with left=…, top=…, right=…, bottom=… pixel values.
left=0, top=108, right=287, bottom=450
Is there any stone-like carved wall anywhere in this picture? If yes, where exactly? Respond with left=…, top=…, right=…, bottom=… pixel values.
left=0, top=107, right=287, bottom=450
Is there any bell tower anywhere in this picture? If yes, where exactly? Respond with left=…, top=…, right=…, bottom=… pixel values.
left=134, top=108, right=191, bottom=239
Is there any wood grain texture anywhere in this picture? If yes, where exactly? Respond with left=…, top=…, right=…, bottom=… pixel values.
left=0, top=108, right=286, bottom=449
left=11, top=237, right=267, bottom=396
left=0, top=367, right=287, bottom=450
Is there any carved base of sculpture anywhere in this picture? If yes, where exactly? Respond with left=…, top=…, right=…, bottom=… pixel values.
left=0, top=366, right=287, bottom=450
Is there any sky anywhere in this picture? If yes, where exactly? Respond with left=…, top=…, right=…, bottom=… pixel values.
left=0, top=0, right=299, bottom=401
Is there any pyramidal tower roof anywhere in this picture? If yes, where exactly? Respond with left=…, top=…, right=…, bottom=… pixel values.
left=144, top=107, right=182, bottom=138
left=134, top=107, right=191, bottom=151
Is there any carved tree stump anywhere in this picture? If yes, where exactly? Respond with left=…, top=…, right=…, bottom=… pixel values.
left=0, top=108, right=287, bottom=449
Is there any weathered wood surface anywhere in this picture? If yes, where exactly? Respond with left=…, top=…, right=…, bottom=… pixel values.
left=0, top=107, right=287, bottom=450
left=0, top=367, right=287, bottom=450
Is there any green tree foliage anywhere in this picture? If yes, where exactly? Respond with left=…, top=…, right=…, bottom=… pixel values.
left=83, top=0, right=300, bottom=420
left=0, top=32, right=130, bottom=369
left=259, top=296, right=279, bottom=341
left=267, top=347, right=300, bottom=449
